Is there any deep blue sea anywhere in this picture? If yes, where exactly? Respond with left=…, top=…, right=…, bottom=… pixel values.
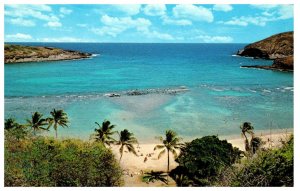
left=4, top=43, right=293, bottom=142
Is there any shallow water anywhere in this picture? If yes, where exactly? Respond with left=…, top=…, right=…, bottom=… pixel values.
left=5, top=43, right=293, bottom=142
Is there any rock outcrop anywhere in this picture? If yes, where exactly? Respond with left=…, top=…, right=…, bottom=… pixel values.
left=237, top=31, right=293, bottom=71
left=4, top=44, right=92, bottom=63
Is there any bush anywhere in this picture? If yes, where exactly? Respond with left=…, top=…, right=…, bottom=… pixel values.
left=5, top=136, right=123, bottom=186
left=170, top=135, right=242, bottom=186
left=227, top=135, right=293, bottom=187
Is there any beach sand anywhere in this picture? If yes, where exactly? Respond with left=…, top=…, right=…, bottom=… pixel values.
left=110, top=130, right=292, bottom=186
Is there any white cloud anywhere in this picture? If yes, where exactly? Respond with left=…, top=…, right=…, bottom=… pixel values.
left=5, top=4, right=62, bottom=29
left=37, top=37, right=91, bottom=42
left=173, top=4, right=213, bottom=22
left=5, top=4, right=60, bottom=23
left=93, top=14, right=173, bottom=41
left=220, top=14, right=281, bottom=27
left=251, top=4, right=293, bottom=20
left=114, top=4, right=141, bottom=15
left=60, top=7, right=72, bottom=15
left=162, top=15, right=192, bottom=26
left=6, top=33, right=32, bottom=40
left=46, top=21, right=62, bottom=27
left=143, top=30, right=174, bottom=40
left=213, top=4, right=233, bottom=12
left=143, top=4, right=166, bottom=16
left=220, top=19, right=248, bottom=26
left=251, top=4, right=279, bottom=10
left=219, top=4, right=293, bottom=28
left=6, top=4, right=52, bottom=12
left=195, top=35, right=233, bottom=43
left=8, top=18, right=36, bottom=27
left=277, top=5, right=293, bottom=19
left=95, top=15, right=151, bottom=37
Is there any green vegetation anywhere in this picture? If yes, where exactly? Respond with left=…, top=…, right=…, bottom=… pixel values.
left=170, top=135, right=242, bottom=186
left=116, top=129, right=138, bottom=162
left=94, top=120, right=117, bottom=146
left=154, top=130, right=183, bottom=173
left=4, top=44, right=63, bottom=60
left=240, top=122, right=263, bottom=156
left=4, top=113, right=294, bottom=187
left=218, top=135, right=293, bottom=187
left=46, top=109, right=69, bottom=139
left=5, top=133, right=123, bottom=186
left=26, top=112, right=48, bottom=135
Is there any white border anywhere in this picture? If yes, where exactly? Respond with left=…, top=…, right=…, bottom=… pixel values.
left=1, top=0, right=299, bottom=190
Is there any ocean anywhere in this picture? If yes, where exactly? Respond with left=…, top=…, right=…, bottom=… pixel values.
left=4, top=43, right=293, bottom=142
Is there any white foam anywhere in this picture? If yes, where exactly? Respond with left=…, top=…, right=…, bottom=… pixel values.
left=262, top=89, right=271, bottom=93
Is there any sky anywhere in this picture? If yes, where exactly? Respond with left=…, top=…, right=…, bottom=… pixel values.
left=4, top=4, right=294, bottom=43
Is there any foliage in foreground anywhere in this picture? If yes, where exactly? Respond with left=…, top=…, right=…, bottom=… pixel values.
left=170, top=135, right=242, bottom=186
left=5, top=131, right=123, bottom=187
left=219, top=135, right=294, bottom=187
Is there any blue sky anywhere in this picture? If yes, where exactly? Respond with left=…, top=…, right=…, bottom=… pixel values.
left=4, top=4, right=294, bottom=43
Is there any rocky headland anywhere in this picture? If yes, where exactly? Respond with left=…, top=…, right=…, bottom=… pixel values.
left=4, top=44, right=92, bottom=63
left=237, top=31, right=293, bottom=71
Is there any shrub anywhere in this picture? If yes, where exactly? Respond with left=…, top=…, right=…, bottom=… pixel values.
left=5, top=136, right=123, bottom=186
left=170, top=135, right=242, bottom=186
left=227, top=135, right=293, bottom=187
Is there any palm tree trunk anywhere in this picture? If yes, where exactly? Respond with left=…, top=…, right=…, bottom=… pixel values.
left=55, top=123, right=58, bottom=139
left=167, top=149, right=170, bottom=184
left=119, top=153, right=123, bottom=163
left=167, top=150, right=170, bottom=173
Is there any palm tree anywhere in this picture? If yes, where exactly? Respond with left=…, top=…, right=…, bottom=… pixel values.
left=94, top=120, right=116, bottom=146
left=154, top=130, right=182, bottom=173
left=142, top=171, right=168, bottom=185
left=26, top=112, right=48, bottom=136
left=47, top=109, right=69, bottom=139
left=240, top=122, right=254, bottom=152
left=116, top=129, right=138, bottom=162
left=5, top=118, right=18, bottom=130
left=5, top=118, right=27, bottom=140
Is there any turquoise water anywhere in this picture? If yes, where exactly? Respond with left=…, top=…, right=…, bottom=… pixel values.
left=4, top=43, right=293, bottom=142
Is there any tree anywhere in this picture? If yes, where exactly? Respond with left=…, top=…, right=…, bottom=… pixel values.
left=5, top=118, right=18, bottom=130
left=5, top=118, right=27, bottom=140
left=116, top=129, right=138, bottom=162
left=228, top=135, right=293, bottom=187
left=240, top=122, right=254, bottom=152
left=169, top=166, right=192, bottom=186
left=154, top=130, right=182, bottom=173
left=26, top=112, right=48, bottom=136
left=47, top=109, right=69, bottom=139
left=240, top=122, right=264, bottom=156
left=94, top=120, right=116, bottom=146
left=142, top=171, right=168, bottom=185
left=171, top=136, right=242, bottom=186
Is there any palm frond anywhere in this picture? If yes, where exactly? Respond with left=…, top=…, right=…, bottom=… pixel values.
left=158, top=149, right=166, bottom=159
left=170, top=148, right=178, bottom=159
left=154, top=144, right=165, bottom=151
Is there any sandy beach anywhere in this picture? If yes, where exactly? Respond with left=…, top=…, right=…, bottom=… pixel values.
left=110, top=129, right=293, bottom=186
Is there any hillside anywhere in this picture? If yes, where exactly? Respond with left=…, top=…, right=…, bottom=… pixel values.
left=237, top=32, right=294, bottom=71
left=4, top=44, right=92, bottom=63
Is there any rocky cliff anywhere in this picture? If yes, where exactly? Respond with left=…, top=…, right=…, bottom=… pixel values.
left=237, top=31, right=293, bottom=71
left=4, top=44, right=92, bottom=63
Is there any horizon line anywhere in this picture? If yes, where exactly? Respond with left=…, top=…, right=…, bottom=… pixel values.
left=5, top=42, right=250, bottom=44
